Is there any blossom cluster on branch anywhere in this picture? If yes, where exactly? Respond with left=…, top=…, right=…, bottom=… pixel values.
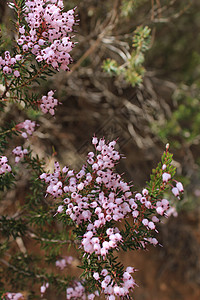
left=39, top=137, right=183, bottom=299
left=0, top=156, right=11, bottom=175
left=16, top=0, right=76, bottom=71
left=0, top=51, right=22, bottom=77
left=16, top=119, right=36, bottom=138
left=39, top=90, right=59, bottom=115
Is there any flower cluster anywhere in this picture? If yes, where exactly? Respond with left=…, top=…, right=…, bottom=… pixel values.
left=39, top=137, right=183, bottom=299
left=40, top=282, right=49, bottom=295
left=66, top=281, right=98, bottom=300
left=17, top=0, right=76, bottom=70
left=40, top=138, right=170, bottom=247
left=0, top=51, right=22, bottom=77
left=162, top=171, right=171, bottom=182
left=172, top=181, right=184, bottom=198
left=166, top=206, right=178, bottom=217
left=40, top=90, right=59, bottom=115
left=93, top=267, right=136, bottom=299
left=82, top=228, right=123, bottom=257
left=0, top=156, right=11, bottom=174
left=2, top=293, right=24, bottom=300
left=55, top=256, right=74, bottom=270
left=39, top=161, right=68, bottom=197
left=16, top=119, right=36, bottom=138
left=162, top=167, right=184, bottom=202
left=12, top=146, right=28, bottom=163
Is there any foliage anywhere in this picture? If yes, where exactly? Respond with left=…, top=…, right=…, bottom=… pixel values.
left=103, top=26, right=151, bottom=87
left=155, top=85, right=200, bottom=149
left=120, top=0, right=147, bottom=17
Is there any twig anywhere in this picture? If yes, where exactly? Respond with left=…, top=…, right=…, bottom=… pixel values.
left=156, top=0, right=162, bottom=19
left=17, top=64, right=48, bottom=88
left=151, top=0, right=155, bottom=21
left=153, top=2, right=191, bottom=23
left=27, top=231, right=80, bottom=245
left=0, top=258, right=38, bottom=277
left=0, top=258, right=74, bottom=285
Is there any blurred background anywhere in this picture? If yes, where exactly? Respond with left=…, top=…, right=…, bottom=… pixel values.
left=0, top=0, right=200, bottom=299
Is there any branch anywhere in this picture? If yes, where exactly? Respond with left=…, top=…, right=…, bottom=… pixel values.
left=17, top=63, right=48, bottom=88
left=27, top=231, right=80, bottom=245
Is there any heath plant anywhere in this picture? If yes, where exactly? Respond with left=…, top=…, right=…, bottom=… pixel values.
left=0, top=1, right=183, bottom=300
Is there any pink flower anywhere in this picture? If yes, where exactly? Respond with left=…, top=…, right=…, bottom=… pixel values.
left=142, top=188, right=148, bottom=196
left=12, top=146, right=28, bottom=163
left=92, top=137, right=98, bottom=145
left=156, top=206, right=164, bottom=215
left=176, top=182, right=184, bottom=192
left=17, top=1, right=77, bottom=70
left=172, top=187, right=179, bottom=197
left=142, top=218, right=149, bottom=226
left=4, top=293, right=24, bottom=300
left=93, top=272, right=100, bottom=280
left=55, top=258, right=66, bottom=270
left=14, top=70, right=20, bottom=77
left=162, top=172, right=171, bottom=182
left=40, top=282, right=49, bottom=295
left=57, top=205, right=64, bottom=213
left=40, top=90, right=59, bottom=115
left=0, top=156, right=11, bottom=174
left=16, top=119, right=36, bottom=138
left=148, top=221, right=155, bottom=230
